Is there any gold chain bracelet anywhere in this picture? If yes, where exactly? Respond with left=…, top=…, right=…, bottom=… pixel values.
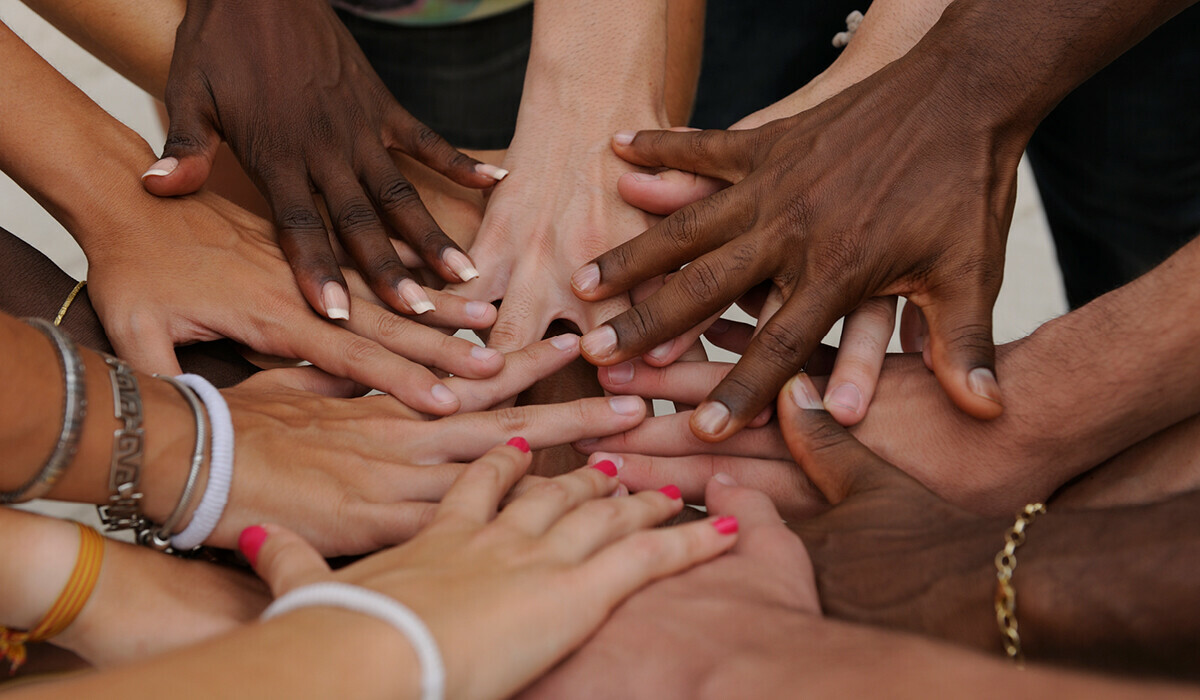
left=995, top=502, right=1046, bottom=664
left=53, top=280, right=86, bottom=327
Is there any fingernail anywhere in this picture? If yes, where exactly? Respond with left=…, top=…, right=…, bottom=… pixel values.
left=787, top=375, right=824, bottom=410
left=713, top=472, right=738, bottom=486
left=628, top=172, right=661, bottom=182
left=550, top=334, right=579, bottom=351
left=321, top=281, right=350, bottom=321
left=592, top=460, right=619, bottom=477
left=474, top=163, right=509, bottom=181
left=645, top=340, right=674, bottom=363
left=712, top=516, right=739, bottom=535
left=613, top=131, right=636, bottom=146
left=581, top=326, right=618, bottom=361
left=140, top=156, right=178, bottom=179
left=442, top=249, right=479, bottom=282
left=237, top=525, right=269, bottom=567
left=572, top=263, right=601, bottom=294
left=968, top=367, right=1002, bottom=405
left=507, top=436, right=531, bottom=453
left=602, top=361, right=635, bottom=385
left=465, top=301, right=492, bottom=321
left=825, top=383, right=862, bottom=415
left=431, top=383, right=457, bottom=405
left=588, top=452, right=623, bottom=470
left=611, top=484, right=630, bottom=498
left=575, top=438, right=598, bottom=448
left=692, top=401, right=731, bottom=436
left=658, top=484, right=682, bottom=499
left=609, top=395, right=643, bottom=416
left=398, top=279, right=435, bottom=315
left=470, top=346, right=501, bottom=363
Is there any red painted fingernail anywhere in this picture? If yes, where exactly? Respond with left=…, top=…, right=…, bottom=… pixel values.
left=658, top=484, right=682, bottom=499
left=591, top=460, right=618, bottom=477
left=238, top=525, right=269, bottom=567
left=712, top=516, right=739, bottom=535
left=506, top=437, right=531, bottom=453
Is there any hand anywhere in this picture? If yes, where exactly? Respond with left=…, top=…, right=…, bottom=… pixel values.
left=574, top=56, right=1023, bottom=441
left=245, top=441, right=739, bottom=700
left=520, top=474, right=817, bottom=699
left=84, top=189, right=499, bottom=415
left=144, top=0, right=503, bottom=317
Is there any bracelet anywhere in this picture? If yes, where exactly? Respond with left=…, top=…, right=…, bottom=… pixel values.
left=96, top=355, right=147, bottom=533
left=1, top=523, right=105, bottom=674
left=1, top=319, right=87, bottom=504
left=52, top=280, right=86, bottom=328
left=141, top=376, right=209, bottom=552
left=170, top=374, right=233, bottom=551
left=995, top=502, right=1046, bottom=664
left=263, top=583, right=445, bottom=700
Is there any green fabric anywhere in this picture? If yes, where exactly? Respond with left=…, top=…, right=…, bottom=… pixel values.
left=331, top=0, right=531, bottom=26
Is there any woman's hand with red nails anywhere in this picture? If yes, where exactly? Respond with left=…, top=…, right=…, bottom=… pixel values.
left=146, top=0, right=501, bottom=317
left=244, top=443, right=737, bottom=700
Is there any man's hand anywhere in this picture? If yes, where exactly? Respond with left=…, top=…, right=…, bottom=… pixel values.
left=144, top=0, right=504, bottom=319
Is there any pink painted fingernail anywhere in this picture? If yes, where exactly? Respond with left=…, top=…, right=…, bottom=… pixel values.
left=238, top=525, right=269, bottom=567
left=550, top=334, right=579, bottom=351
left=507, top=436, right=531, bottom=453
left=659, top=484, right=682, bottom=499
left=592, top=460, right=619, bottom=477
left=431, top=384, right=457, bottom=406
left=474, top=163, right=509, bottom=181
left=825, top=383, right=862, bottom=415
left=588, top=453, right=624, bottom=470
left=712, top=516, right=739, bottom=535
left=968, top=368, right=1002, bottom=405
left=645, top=340, right=674, bottom=363
left=140, top=156, right=178, bottom=179
left=572, top=263, right=601, bottom=294
left=471, top=346, right=501, bottom=363
left=321, top=281, right=350, bottom=321
left=602, top=362, right=635, bottom=385
left=613, top=131, right=636, bottom=146
left=691, top=401, right=731, bottom=436
left=442, top=249, right=479, bottom=282
left=398, top=279, right=435, bottom=315
left=581, top=326, right=618, bottom=360
left=608, top=396, right=643, bottom=416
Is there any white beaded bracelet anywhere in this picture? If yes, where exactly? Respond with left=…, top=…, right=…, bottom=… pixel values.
left=170, top=374, right=234, bottom=551
left=262, top=582, right=445, bottom=700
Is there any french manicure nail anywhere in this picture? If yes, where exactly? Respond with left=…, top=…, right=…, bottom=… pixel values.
left=713, top=472, right=738, bottom=486
left=659, top=484, right=682, bottom=500
left=592, top=460, right=619, bottom=477
left=572, top=263, right=601, bottom=294
left=471, top=346, right=501, bottom=363
left=507, top=436, right=531, bottom=453
left=581, top=326, right=618, bottom=360
left=398, top=279, right=435, bottom=315
left=628, top=172, right=661, bottom=182
left=712, top=516, right=739, bottom=535
left=825, top=383, right=862, bottom=415
left=140, top=156, right=178, bottom=179
left=442, top=249, right=479, bottom=282
left=465, top=301, right=492, bottom=321
left=646, top=340, right=674, bottom=363
left=321, top=281, right=350, bottom=321
left=550, top=334, right=579, bottom=351
left=968, top=367, right=1002, bottom=404
left=692, top=401, right=731, bottom=436
left=609, top=395, right=643, bottom=416
left=238, top=525, right=269, bottom=567
left=431, top=384, right=457, bottom=405
left=613, top=131, right=636, bottom=146
left=611, top=483, right=630, bottom=498
left=787, top=375, right=824, bottom=410
left=603, top=362, right=635, bottom=385
left=474, top=163, right=509, bottom=181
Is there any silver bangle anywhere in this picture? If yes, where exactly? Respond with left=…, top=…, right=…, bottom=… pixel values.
left=2, top=318, right=88, bottom=504
left=141, top=376, right=208, bottom=552
left=96, top=355, right=146, bottom=532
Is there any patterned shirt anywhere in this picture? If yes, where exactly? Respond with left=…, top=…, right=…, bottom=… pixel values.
left=331, top=0, right=531, bottom=26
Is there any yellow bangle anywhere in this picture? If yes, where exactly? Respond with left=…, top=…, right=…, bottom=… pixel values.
left=0, top=523, right=105, bottom=674
left=52, top=280, right=86, bottom=328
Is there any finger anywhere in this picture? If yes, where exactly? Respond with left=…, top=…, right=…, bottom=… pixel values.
left=107, top=323, right=183, bottom=376
left=576, top=411, right=789, bottom=461
left=572, top=185, right=754, bottom=301
left=240, top=524, right=330, bottom=597
left=702, top=317, right=756, bottom=355
left=923, top=284, right=1003, bottom=420
left=445, top=334, right=580, bottom=413
left=598, top=359, right=732, bottom=405
left=778, top=372, right=904, bottom=504
left=641, top=306, right=730, bottom=367
left=235, top=366, right=363, bottom=397
left=432, top=440, right=532, bottom=528
left=544, top=483, right=685, bottom=560
left=387, top=109, right=501, bottom=189
left=145, top=87, right=221, bottom=196
left=420, top=289, right=497, bottom=330
left=344, top=303, right=504, bottom=380
left=497, top=463, right=620, bottom=535
left=616, top=169, right=727, bottom=216
left=824, top=297, right=897, bottom=426
left=610, top=127, right=759, bottom=182
left=899, top=298, right=928, bottom=354
left=268, top=172, right=351, bottom=321
left=486, top=285, right=550, bottom=353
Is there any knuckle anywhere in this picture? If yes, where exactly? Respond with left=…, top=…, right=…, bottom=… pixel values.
left=416, top=229, right=451, bottom=254
left=335, top=202, right=380, bottom=235
left=622, top=304, right=663, bottom=343
left=413, top=125, right=443, bottom=151
left=578, top=499, right=624, bottom=526
left=530, top=480, right=572, bottom=506
left=372, top=312, right=414, bottom=344
left=277, top=206, right=327, bottom=234
left=755, top=322, right=810, bottom=370
left=678, top=259, right=725, bottom=304
left=492, top=406, right=533, bottom=435
left=377, top=178, right=422, bottom=210
left=624, top=530, right=668, bottom=563
left=341, top=336, right=380, bottom=366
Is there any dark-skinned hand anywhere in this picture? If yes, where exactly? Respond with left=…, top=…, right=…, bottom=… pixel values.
left=574, top=52, right=1024, bottom=442
left=144, top=0, right=505, bottom=320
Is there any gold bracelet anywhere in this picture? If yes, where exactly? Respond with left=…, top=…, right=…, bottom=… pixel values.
left=995, top=502, right=1045, bottom=664
left=53, top=280, right=86, bottom=328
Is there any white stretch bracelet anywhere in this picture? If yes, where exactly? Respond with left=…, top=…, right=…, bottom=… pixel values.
left=170, top=374, right=234, bottom=550
left=263, top=582, right=445, bottom=700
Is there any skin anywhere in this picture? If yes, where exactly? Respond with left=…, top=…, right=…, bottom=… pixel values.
left=8, top=445, right=739, bottom=700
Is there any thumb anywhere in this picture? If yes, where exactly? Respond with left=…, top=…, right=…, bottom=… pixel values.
left=108, top=325, right=183, bottom=376
left=143, top=90, right=221, bottom=196
left=239, top=524, right=331, bottom=598
left=777, top=373, right=900, bottom=505
left=923, top=286, right=1003, bottom=420
left=237, top=366, right=366, bottom=398
left=617, top=168, right=728, bottom=216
